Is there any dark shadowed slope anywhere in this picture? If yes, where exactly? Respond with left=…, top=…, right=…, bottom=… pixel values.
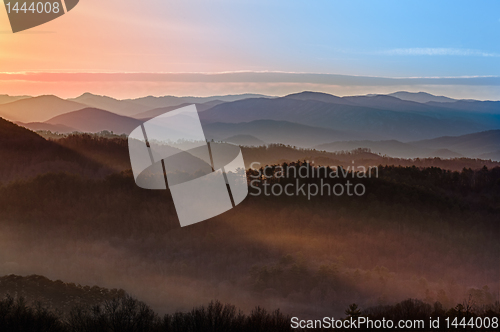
left=0, top=95, right=87, bottom=123
left=0, top=117, right=115, bottom=182
left=17, top=121, right=77, bottom=133
left=0, top=275, right=126, bottom=315
left=46, top=108, right=142, bottom=135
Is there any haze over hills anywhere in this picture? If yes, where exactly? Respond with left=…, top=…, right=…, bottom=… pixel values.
left=411, top=130, right=500, bottom=159
left=316, top=130, right=500, bottom=161
left=316, top=140, right=435, bottom=159
left=128, top=93, right=272, bottom=109
left=46, top=108, right=142, bottom=135
left=388, top=91, right=457, bottom=103
left=0, top=95, right=87, bottom=123
left=17, top=121, right=77, bottom=134
left=222, top=134, right=266, bottom=147
left=426, top=100, right=500, bottom=114
left=200, top=93, right=497, bottom=141
left=133, top=100, right=225, bottom=120
left=285, top=91, right=355, bottom=105
left=0, top=91, right=498, bottom=147
left=68, top=93, right=272, bottom=116
left=69, top=93, right=149, bottom=116
left=203, top=119, right=377, bottom=147
left=0, top=94, right=31, bottom=105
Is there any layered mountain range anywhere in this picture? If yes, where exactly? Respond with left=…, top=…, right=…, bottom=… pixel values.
left=0, top=91, right=497, bottom=160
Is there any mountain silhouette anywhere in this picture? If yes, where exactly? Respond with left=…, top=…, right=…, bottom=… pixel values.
left=0, top=94, right=31, bottom=105
left=133, top=100, right=224, bottom=120
left=316, top=130, right=500, bottom=160
left=203, top=119, right=378, bottom=147
left=46, top=108, right=142, bottom=135
left=388, top=91, right=456, bottom=103
left=0, top=117, right=112, bottom=182
left=0, top=95, right=86, bottom=123
left=200, top=93, right=496, bottom=141
left=410, top=130, right=500, bottom=159
left=69, top=93, right=149, bottom=116
left=222, top=134, right=266, bottom=146
left=17, top=121, right=77, bottom=134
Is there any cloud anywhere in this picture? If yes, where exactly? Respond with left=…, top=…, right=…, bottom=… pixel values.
left=0, top=71, right=498, bottom=87
left=379, top=48, right=499, bottom=57
left=0, top=72, right=498, bottom=100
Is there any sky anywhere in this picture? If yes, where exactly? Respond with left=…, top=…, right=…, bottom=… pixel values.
left=0, top=0, right=498, bottom=99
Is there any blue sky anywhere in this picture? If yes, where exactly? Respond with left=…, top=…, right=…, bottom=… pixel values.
left=0, top=0, right=498, bottom=98
left=179, top=0, right=500, bottom=77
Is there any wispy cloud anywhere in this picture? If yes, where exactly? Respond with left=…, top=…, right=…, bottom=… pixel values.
left=379, top=48, right=499, bottom=57
left=0, top=72, right=498, bottom=86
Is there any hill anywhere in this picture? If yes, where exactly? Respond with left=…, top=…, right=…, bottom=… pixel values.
left=0, top=161, right=498, bottom=318
left=68, top=93, right=265, bottom=118
left=128, top=93, right=272, bottom=110
left=0, top=94, right=31, bottom=105
left=316, top=130, right=500, bottom=160
left=69, top=93, right=149, bottom=116
left=132, top=100, right=224, bottom=120
left=0, top=96, right=87, bottom=123
left=411, top=130, right=500, bottom=159
left=316, top=140, right=434, bottom=158
left=17, top=121, right=77, bottom=133
left=426, top=100, right=500, bottom=114
left=203, top=119, right=376, bottom=147
left=285, top=91, right=355, bottom=105
left=0, top=117, right=115, bottom=182
left=388, top=91, right=456, bottom=103
left=200, top=95, right=494, bottom=141
left=222, top=134, right=266, bottom=146
left=46, top=108, right=142, bottom=135
left=241, top=144, right=499, bottom=170
left=0, top=275, right=126, bottom=314
left=478, top=150, right=500, bottom=161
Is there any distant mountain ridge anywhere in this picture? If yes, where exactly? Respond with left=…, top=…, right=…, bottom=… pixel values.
left=68, top=93, right=148, bottom=116
left=203, top=119, right=379, bottom=148
left=316, top=130, right=500, bottom=161
left=46, top=108, right=142, bottom=135
left=388, top=91, right=457, bottom=103
left=200, top=93, right=498, bottom=141
left=0, top=91, right=498, bottom=147
left=0, top=95, right=87, bottom=123
left=411, top=130, right=500, bottom=158
left=222, top=134, right=266, bottom=146
left=128, top=93, right=273, bottom=109
left=0, top=94, right=31, bottom=105
left=69, top=92, right=273, bottom=116
left=133, top=100, right=225, bottom=120
left=17, top=121, right=77, bottom=133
